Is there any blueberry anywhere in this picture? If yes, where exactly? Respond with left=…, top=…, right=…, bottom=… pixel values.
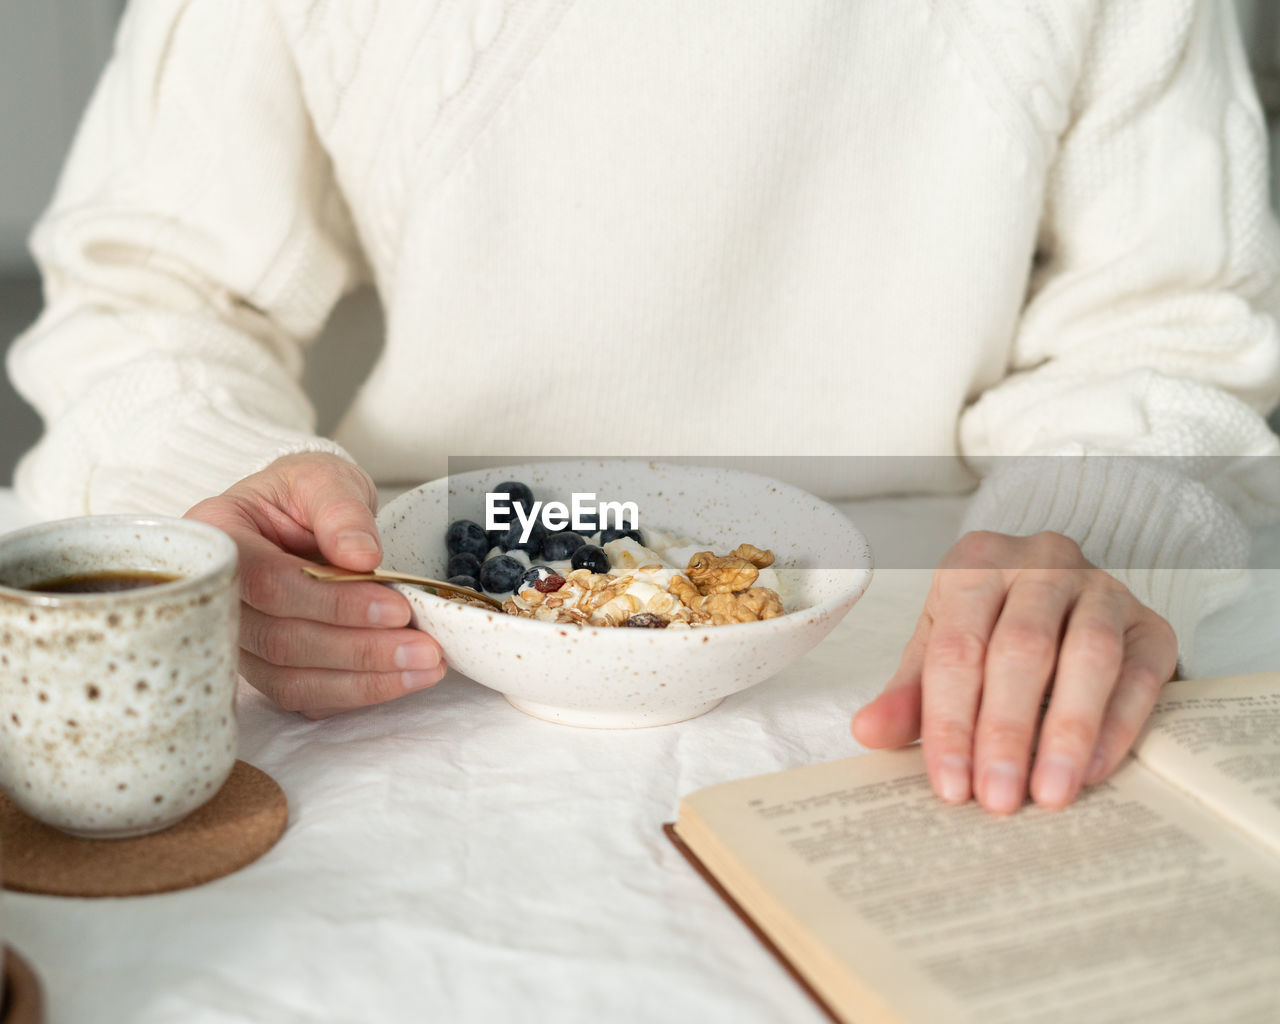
left=485, top=527, right=506, bottom=551
left=446, top=519, right=490, bottom=560
left=446, top=574, right=480, bottom=591
left=492, top=480, right=535, bottom=512
left=519, top=565, right=562, bottom=592
left=599, top=528, right=644, bottom=546
left=478, top=555, right=525, bottom=594
left=495, top=521, right=546, bottom=558
left=446, top=552, right=482, bottom=579
left=542, top=531, right=587, bottom=561
left=571, top=544, right=610, bottom=574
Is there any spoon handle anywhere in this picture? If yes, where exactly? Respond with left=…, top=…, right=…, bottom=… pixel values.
left=301, top=565, right=504, bottom=609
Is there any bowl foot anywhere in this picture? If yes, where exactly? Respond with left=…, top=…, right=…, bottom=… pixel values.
left=503, top=696, right=724, bottom=729
left=56, top=820, right=177, bottom=841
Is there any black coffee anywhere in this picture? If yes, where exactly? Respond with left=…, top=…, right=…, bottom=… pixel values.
left=24, top=571, right=181, bottom=594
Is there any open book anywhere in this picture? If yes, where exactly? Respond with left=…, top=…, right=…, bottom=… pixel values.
left=667, top=673, right=1280, bottom=1024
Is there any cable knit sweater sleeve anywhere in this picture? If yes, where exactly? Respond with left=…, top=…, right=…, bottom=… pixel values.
left=7, top=0, right=361, bottom=518
left=959, top=0, right=1280, bottom=666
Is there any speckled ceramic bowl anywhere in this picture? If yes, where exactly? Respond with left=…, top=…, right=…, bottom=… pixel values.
left=377, top=461, right=873, bottom=727
left=0, top=516, right=239, bottom=838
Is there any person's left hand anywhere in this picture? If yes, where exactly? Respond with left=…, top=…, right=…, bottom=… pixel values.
left=851, top=531, right=1178, bottom=814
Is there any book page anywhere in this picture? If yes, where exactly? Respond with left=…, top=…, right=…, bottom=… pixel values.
left=678, top=749, right=1280, bottom=1024
left=1134, top=673, right=1280, bottom=857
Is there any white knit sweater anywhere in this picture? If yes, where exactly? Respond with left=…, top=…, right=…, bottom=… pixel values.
left=9, top=0, right=1280, bottom=662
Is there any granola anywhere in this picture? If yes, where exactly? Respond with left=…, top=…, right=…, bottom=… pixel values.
left=497, top=540, right=785, bottom=629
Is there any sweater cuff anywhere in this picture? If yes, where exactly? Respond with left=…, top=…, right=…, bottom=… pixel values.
left=16, top=391, right=353, bottom=519
left=959, top=456, right=1251, bottom=673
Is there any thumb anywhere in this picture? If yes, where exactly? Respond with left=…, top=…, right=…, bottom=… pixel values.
left=291, top=458, right=383, bottom=572
left=851, top=612, right=930, bottom=749
left=852, top=681, right=923, bottom=749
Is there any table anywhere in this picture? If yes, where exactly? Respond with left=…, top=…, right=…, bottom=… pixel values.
left=3, top=489, right=1279, bottom=1024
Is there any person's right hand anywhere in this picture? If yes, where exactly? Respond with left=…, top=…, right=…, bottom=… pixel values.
left=185, top=452, right=445, bottom=718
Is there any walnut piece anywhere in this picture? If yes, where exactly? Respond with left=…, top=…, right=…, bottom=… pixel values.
left=733, top=544, right=775, bottom=570
left=684, top=544, right=775, bottom=596
left=737, top=587, right=784, bottom=620
left=687, top=588, right=783, bottom=625
left=667, top=574, right=700, bottom=606
left=667, top=543, right=784, bottom=624
left=684, top=552, right=758, bottom=594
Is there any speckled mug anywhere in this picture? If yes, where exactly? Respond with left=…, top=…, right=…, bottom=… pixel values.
left=0, top=516, right=239, bottom=839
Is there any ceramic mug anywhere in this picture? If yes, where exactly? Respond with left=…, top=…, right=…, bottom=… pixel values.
left=0, top=515, right=239, bottom=838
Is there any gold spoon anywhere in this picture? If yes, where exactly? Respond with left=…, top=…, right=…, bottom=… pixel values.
left=301, top=565, right=505, bottom=609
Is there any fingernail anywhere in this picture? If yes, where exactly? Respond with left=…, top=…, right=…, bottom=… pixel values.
left=395, top=642, right=439, bottom=670
left=402, top=668, right=443, bottom=691
left=937, top=754, right=971, bottom=803
left=982, top=761, right=1023, bottom=814
left=337, top=529, right=379, bottom=558
left=1033, top=754, right=1076, bottom=807
left=1085, top=746, right=1108, bottom=784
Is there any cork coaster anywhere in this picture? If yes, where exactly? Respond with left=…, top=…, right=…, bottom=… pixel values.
left=0, top=761, right=287, bottom=898
left=2, top=947, right=43, bottom=1024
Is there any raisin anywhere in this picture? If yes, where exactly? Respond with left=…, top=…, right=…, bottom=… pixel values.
left=624, top=613, right=668, bottom=629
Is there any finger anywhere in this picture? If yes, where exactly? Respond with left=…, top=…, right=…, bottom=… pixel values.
left=920, top=568, right=1006, bottom=805
left=237, top=535, right=411, bottom=627
left=289, top=459, right=383, bottom=572
left=241, top=607, right=441, bottom=673
left=1026, top=579, right=1127, bottom=809
left=852, top=612, right=931, bottom=748
left=300, top=707, right=351, bottom=721
left=239, top=650, right=447, bottom=714
left=187, top=493, right=319, bottom=560
left=973, top=574, right=1075, bottom=814
left=1084, top=613, right=1178, bottom=785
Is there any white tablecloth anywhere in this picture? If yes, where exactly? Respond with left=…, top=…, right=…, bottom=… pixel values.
left=3, top=491, right=1279, bottom=1024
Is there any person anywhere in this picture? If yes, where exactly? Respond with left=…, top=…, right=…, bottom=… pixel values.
left=7, top=0, right=1279, bottom=816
